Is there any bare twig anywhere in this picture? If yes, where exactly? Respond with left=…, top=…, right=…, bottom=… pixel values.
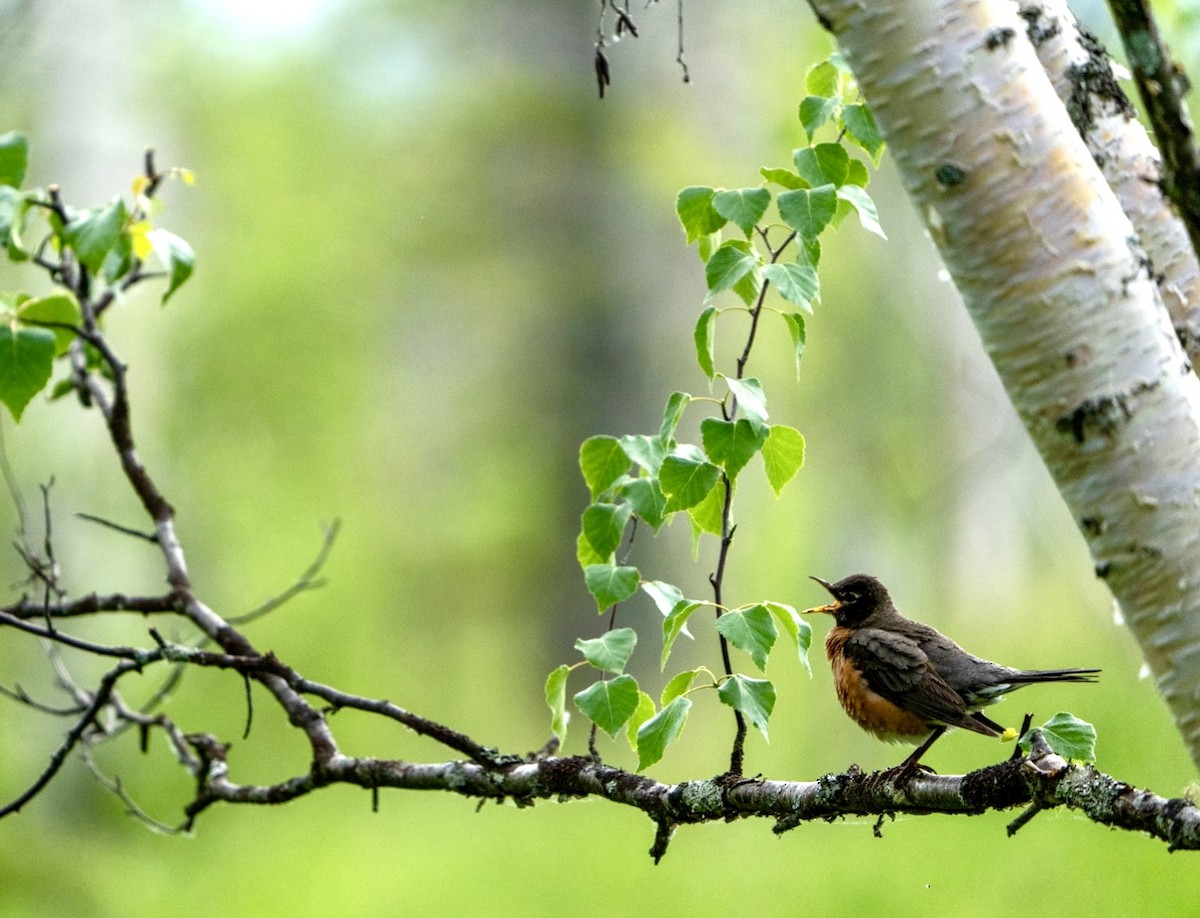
left=76, top=512, right=159, bottom=543
left=227, top=520, right=340, bottom=626
left=1105, top=0, right=1200, bottom=257
left=0, top=663, right=135, bottom=818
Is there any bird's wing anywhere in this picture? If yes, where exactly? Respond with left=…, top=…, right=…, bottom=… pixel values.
left=843, top=628, right=969, bottom=726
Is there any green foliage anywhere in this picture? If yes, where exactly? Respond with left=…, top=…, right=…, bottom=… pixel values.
left=1020, top=712, right=1099, bottom=764
left=0, top=136, right=196, bottom=422
left=717, top=674, right=776, bottom=740
left=546, top=55, right=889, bottom=770
left=584, top=563, right=640, bottom=612
left=0, top=131, right=28, bottom=188
left=636, top=696, right=692, bottom=768
left=0, top=323, right=55, bottom=421
left=762, top=425, right=806, bottom=496
left=716, top=605, right=778, bottom=671
left=574, top=675, right=640, bottom=737
left=575, top=627, right=637, bottom=674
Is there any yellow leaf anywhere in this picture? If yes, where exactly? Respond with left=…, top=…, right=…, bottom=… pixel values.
left=129, top=220, right=153, bottom=261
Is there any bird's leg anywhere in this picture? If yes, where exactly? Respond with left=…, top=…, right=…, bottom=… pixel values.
left=884, top=726, right=945, bottom=786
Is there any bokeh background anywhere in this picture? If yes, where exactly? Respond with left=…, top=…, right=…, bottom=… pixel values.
left=1, top=0, right=1198, bottom=914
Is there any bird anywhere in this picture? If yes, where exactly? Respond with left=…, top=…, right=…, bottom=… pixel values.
left=803, top=573, right=1099, bottom=779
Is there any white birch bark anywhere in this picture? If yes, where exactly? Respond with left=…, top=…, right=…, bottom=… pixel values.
left=807, top=0, right=1200, bottom=769
left=1017, top=0, right=1200, bottom=358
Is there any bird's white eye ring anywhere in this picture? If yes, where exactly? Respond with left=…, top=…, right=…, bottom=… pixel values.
left=844, top=591, right=859, bottom=603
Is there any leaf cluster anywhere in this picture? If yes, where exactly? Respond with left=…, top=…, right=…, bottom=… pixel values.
left=545, top=57, right=889, bottom=771
left=0, top=132, right=195, bottom=421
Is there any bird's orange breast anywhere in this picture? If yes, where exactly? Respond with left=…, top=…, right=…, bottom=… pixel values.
left=826, top=626, right=931, bottom=744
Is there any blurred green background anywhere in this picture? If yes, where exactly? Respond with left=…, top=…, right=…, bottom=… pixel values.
left=1, top=0, right=1197, bottom=914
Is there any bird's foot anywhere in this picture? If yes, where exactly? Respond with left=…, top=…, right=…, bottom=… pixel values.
left=878, top=759, right=936, bottom=789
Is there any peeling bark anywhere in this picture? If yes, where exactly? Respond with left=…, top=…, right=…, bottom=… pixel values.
left=807, top=0, right=1200, bottom=769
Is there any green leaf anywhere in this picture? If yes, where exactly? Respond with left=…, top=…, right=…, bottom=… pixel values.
left=0, top=325, right=55, bottom=421
left=783, top=313, right=807, bottom=377
left=642, top=579, right=685, bottom=616
left=0, top=186, right=20, bottom=246
left=619, top=434, right=666, bottom=473
left=100, top=234, right=134, bottom=285
left=762, top=263, right=819, bottom=312
left=636, top=695, right=692, bottom=769
left=641, top=581, right=696, bottom=642
left=676, top=186, right=727, bottom=243
left=725, top=376, right=768, bottom=427
left=705, top=240, right=759, bottom=297
left=64, top=198, right=128, bottom=274
left=574, top=674, right=639, bottom=737
left=661, top=600, right=704, bottom=669
left=701, top=417, right=768, bottom=481
left=618, top=476, right=666, bottom=529
left=846, top=158, right=870, bottom=188
left=626, top=689, right=657, bottom=753
left=576, top=530, right=606, bottom=569
left=763, top=601, right=813, bottom=675
left=1019, top=712, right=1098, bottom=764
left=777, top=185, right=837, bottom=238
left=659, top=452, right=720, bottom=512
left=716, top=605, right=778, bottom=671
left=694, top=305, right=717, bottom=379
left=661, top=668, right=702, bottom=705
left=584, top=563, right=640, bottom=612
left=687, top=474, right=726, bottom=536
left=799, top=95, right=839, bottom=141
left=582, top=501, right=633, bottom=560
left=1, top=188, right=34, bottom=260
left=545, top=664, right=570, bottom=742
left=147, top=228, right=195, bottom=304
left=718, top=675, right=776, bottom=740
left=659, top=391, right=691, bottom=445
left=0, top=131, right=28, bottom=187
left=580, top=435, right=630, bottom=498
left=843, top=103, right=886, bottom=161
left=805, top=60, right=840, bottom=97
left=794, top=144, right=850, bottom=188
left=712, top=187, right=771, bottom=236
left=762, top=424, right=806, bottom=496
left=575, top=627, right=638, bottom=674
left=759, top=166, right=808, bottom=190
left=17, top=292, right=80, bottom=355
left=837, top=184, right=887, bottom=239
left=798, top=235, right=821, bottom=269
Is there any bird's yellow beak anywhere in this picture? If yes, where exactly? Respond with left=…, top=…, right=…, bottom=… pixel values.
left=803, top=575, right=839, bottom=615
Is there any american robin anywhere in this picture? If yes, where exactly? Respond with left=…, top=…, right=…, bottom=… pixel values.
left=804, top=573, right=1099, bottom=776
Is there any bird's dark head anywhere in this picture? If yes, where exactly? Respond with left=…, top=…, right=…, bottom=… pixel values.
left=804, top=573, right=893, bottom=628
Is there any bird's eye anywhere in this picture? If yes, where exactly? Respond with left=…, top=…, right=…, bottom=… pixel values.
left=844, top=591, right=860, bottom=603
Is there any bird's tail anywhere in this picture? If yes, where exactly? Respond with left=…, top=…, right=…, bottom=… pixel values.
left=1010, top=667, right=1100, bottom=685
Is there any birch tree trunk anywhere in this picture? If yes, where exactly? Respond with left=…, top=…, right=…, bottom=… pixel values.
left=806, top=0, right=1200, bottom=770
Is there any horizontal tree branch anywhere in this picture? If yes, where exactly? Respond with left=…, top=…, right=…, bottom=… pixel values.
left=3, top=591, right=181, bottom=620
left=170, top=733, right=1200, bottom=860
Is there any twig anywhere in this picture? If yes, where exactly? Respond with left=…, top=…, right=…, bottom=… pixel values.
left=76, top=512, right=159, bottom=543
left=0, top=663, right=135, bottom=817
left=3, top=591, right=180, bottom=620
left=227, top=519, right=340, bottom=626
left=1105, top=0, right=1200, bottom=256
left=0, top=681, right=85, bottom=716
left=80, top=748, right=186, bottom=835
